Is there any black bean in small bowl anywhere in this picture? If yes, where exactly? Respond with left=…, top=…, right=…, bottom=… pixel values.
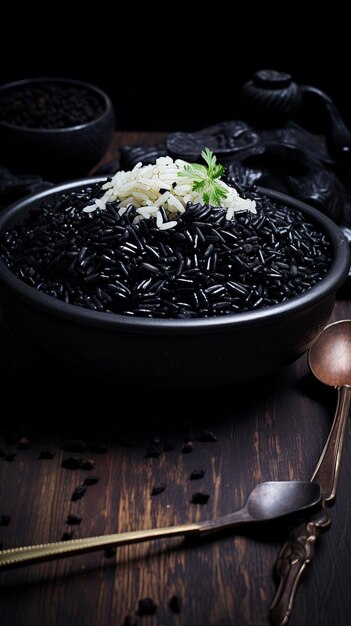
left=0, top=78, right=115, bottom=181
left=0, top=178, right=349, bottom=387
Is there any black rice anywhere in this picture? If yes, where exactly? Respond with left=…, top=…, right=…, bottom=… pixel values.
left=0, top=82, right=105, bottom=129
left=84, top=475, right=100, bottom=486
left=104, top=547, right=117, bottom=559
left=151, top=482, right=166, bottom=496
left=61, top=531, right=74, bottom=541
left=0, top=187, right=332, bottom=319
left=138, top=598, right=157, bottom=616
left=71, top=484, right=87, bottom=501
left=169, top=595, right=182, bottom=614
left=38, top=449, right=55, bottom=459
left=191, top=492, right=210, bottom=504
left=66, top=514, right=82, bottom=525
left=190, top=467, right=206, bottom=480
left=182, top=442, right=194, bottom=454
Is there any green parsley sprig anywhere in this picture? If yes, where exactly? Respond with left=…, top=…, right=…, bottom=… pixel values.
left=178, top=147, right=228, bottom=206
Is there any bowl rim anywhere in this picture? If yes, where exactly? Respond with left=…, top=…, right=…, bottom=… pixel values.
left=0, top=178, right=349, bottom=335
left=0, top=77, right=113, bottom=133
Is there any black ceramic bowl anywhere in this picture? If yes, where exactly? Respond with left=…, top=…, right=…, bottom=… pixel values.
left=0, top=179, right=349, bottom=387
left=0, top=78, right=115, bottom=181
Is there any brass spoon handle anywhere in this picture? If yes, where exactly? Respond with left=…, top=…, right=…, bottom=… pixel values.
left=0, top=524, right=200, bottom=570
left=0, top=507, right=252, bottom=571
left=269, top=385, right=351, bottom=626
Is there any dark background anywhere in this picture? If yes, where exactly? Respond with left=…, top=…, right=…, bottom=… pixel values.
left=1, top=63, right=350, bottom=134
left=1, top=18, right=350, bottom=135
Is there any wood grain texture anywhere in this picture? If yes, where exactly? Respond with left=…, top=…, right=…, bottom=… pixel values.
left=0, top=134, right=351, bottom=626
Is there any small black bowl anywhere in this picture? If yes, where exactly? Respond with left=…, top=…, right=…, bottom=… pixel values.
left=0, top=181, right=349, bottom=387
left=0, top=78, right=115, bottom=181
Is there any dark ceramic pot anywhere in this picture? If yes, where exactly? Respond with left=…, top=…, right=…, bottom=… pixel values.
left=0, top=78, right=115, bottom=181
left=0, top=180, right=349, bottom=387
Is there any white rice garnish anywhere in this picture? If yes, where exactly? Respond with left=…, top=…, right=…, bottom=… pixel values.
left=83, top=156, right=256, bottom=227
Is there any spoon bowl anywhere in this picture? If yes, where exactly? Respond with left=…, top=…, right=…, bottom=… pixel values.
left=309, top=319, right=351, bottom=387
left=245, top=481, right=322, bottom=521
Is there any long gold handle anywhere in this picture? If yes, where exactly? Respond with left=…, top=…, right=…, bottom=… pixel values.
left=0, top=523, right=200, bottom=570
left=0, top=502, right=255, bottom=571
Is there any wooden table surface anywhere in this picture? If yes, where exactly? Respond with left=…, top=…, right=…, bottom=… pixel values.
left=1, top=133, right=351, bottom=626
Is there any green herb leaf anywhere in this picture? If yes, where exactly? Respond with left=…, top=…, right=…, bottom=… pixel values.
left=178, top=148, right=228, bottom=206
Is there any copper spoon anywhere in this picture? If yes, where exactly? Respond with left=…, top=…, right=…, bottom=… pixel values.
left=308, top=318, right=351, bottom=501
left=270, top=319, right=351, bottom=626
left=0, top=479, right=322, bottom=571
